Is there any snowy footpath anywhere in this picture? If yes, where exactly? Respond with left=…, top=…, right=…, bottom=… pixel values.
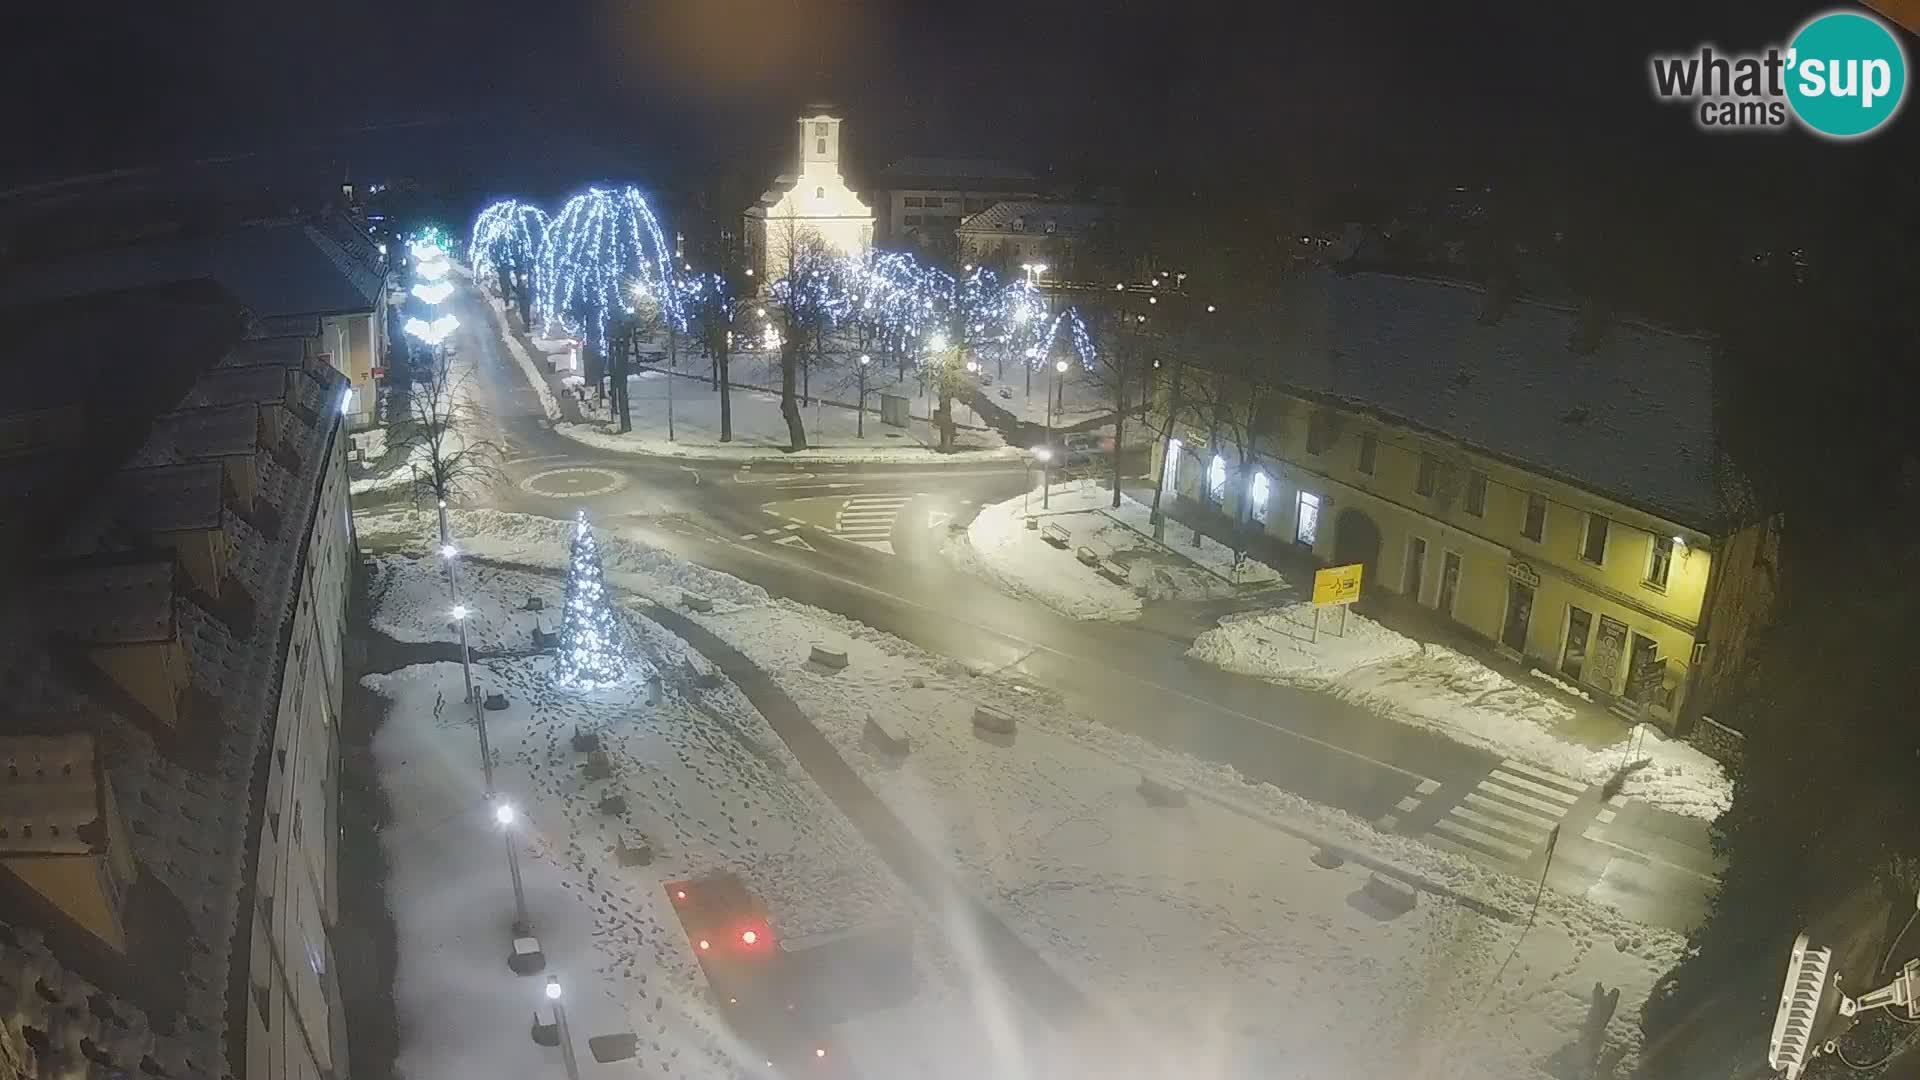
left=949, top=481, right=1286, bottom=620
left=359, top=506, right=1688, bottom=1078
left=1189, top=604, right=1734, bottom=820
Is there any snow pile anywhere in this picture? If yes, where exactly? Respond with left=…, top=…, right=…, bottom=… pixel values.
left=1191, top=603, right=1734, bottom=819
left=951, top=482, right=1285, bottom=621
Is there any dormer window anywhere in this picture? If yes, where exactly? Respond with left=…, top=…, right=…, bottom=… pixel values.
left=1012, top=217, right=1026, bottom=232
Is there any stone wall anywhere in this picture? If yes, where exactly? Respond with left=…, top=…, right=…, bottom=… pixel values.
left=1690, top=714, right=1745, bottom=771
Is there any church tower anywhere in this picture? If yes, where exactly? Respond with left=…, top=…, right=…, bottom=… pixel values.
left=743, top=107, right=874, bottom=279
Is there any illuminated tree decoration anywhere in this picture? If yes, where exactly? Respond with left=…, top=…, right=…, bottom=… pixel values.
left=535, top=185, right=679, bottom=356
left=553, top=511, right=625, bottom=688
left=470, top=199, right=549, bottom=298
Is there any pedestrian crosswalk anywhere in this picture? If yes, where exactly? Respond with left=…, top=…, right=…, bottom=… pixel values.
left=1428, top=759, right=1585, bottom=865
left=832, top=493, right=914, bottom=554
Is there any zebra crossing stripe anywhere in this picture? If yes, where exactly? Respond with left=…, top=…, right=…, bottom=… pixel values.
left=1432, top=818, right=1531, bottom=860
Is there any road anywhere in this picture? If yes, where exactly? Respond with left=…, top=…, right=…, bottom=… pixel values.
left=368, top=282, right=1722, bottom=934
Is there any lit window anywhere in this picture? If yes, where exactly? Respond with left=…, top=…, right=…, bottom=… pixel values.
left=1522, top=493, right=1546, bottom=541
left=1249, top=471, right=1272, bottom=525
left=1295, top=491, right=1321, bottom=546
left=1646, top=535, right=1673, bottom=588
left=1163, top=438, right=1183, bottom=490
left=1357, top=433, right=1376, bottom=475
left=1415, top=454, right=1438, bottom=497
left=1465, top=471, right=1488, bottom=516
left=1581, top=514, right=1609, bottom=565
left=1208, top=454, right=1228, bottom=504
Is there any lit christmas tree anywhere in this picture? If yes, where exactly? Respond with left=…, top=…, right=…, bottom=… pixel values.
left=554, top=511, right=625, bottom=688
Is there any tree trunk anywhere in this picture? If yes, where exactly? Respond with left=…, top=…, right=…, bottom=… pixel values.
left=516, top=278, right=532, bottom=330
left=614, top=330, right=633, bottom=434
left=780, top=342, right=807, bottom=450
left=496, top=265, right=512, bottom=307
left=936, top=381, right=955, bottom=452
left=1149, top=359, right=1183, bottom=538
left=1111, top=353, right=1128, bottom=508
left=718, top=347, right=733, bottom=442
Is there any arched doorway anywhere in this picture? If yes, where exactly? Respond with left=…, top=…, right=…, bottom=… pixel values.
left=1332, top=508, right=1383, bottom=594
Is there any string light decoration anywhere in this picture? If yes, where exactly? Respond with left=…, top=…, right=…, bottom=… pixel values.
left=470, top=199, right=549, bottom=297
left=553, top=511, right=625, bottom=688
left=535, top=185, right=679, bottom=355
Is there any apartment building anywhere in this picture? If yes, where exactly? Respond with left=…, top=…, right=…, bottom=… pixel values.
left=871, top=158, right=1041, bottom=251
left=0, top=279, right=353, bottom=1079
left=1150, top=270, right=1776, bottom=733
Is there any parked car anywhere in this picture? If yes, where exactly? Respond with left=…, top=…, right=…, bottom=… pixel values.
left=1027, top=431, right=1108, bottom=468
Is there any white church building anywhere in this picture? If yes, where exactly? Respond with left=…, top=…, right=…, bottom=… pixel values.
left=744, top=108, right=874, bottom=279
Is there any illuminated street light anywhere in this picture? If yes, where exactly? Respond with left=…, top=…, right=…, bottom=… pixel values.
left=405, top=314, right=460, bottom=347
left=417, top=257, right=452, bottom=282
left=545, top=979, right=563, bottom=1001
left=494, top=799, right=531, bottom=934
left=929, top=332, right=947, bottom=351
left=545, top=977, right=581, bottom=1080
left=451, top=604, right=470, bottom=621
left=1031, top=446, right=1053, bottom=462
left=440, top=544, right=458, bottom=559
left=1207, top=304, right=1218, bottom=313
left=1055, top=359, right=1069, bottom=373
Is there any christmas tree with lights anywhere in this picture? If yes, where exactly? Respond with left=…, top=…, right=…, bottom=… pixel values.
left=554, top=511, right=625, bottom=687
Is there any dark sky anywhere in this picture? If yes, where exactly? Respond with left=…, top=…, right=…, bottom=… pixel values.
left=6, top=0, right=1908, bottom=201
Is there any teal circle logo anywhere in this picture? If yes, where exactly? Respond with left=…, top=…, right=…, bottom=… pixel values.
left=1786, top=11, right=1908, bottom=138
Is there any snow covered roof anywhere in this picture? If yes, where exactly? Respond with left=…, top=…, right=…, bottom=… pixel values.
left=179, top=366, right=288, bottom=410
left=0, top=323, right=347, bottom=1076
left=220, top=336, right=306, bottom=370
left=957, top=200, right=1106, bottom=236
left=145, top=404, right=260, bottom=463
left=39, top=554, right=178, bottom=646
left=0, top=735, right=104, bottom=856
left=1206, top=270, right=1720, bottom=529
left=876, top=157, right=1039, bottom=187
left=105, top=463, right=227, bottom=535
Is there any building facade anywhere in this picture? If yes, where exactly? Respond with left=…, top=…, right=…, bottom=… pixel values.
left=743, top=110, right=875, bottom=279
left=955, top=201, right=1105, bottom=278
left=0, top=282, right=353, bottom=1079
left=1147, top=270, right=1773, bottom=733
left=871, top=158, right=1041, bottom=252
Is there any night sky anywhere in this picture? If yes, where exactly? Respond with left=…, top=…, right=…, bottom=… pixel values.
left=7, top=1, right=1907, bottom=204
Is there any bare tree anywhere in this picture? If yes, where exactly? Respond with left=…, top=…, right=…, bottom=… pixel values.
left=391, top=339, right=505, bottom=505
left=766, top=218, right=846, bottom=451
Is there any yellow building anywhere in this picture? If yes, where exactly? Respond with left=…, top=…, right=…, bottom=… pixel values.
left=1148, top=270, right=1776, bottom=733
left=744, top=109, right=876, bottom=279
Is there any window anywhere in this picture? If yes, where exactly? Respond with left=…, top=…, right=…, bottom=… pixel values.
left=1646, top=535, right=1674, bottom=589
left=815, top=138, right=827, bottom=155
left=815, top=186, right=825, bottom=200
left=1163, top=438, right=1183, bottom=490
left=1249, top=471, right=1272, bottom=525
left=904, top=215, right=923, bottom=226
left=1207, top=454, right=1228, bottom=504
left=1562, top=605, right=1594, bottom=680
left=944, top=195, right=961, bottom=205
left=904, top=196, right=923, bottom=207
left=1581, top=514, right=1609, bottom=565
left=1305, top=413, right=1328, bottom=455
left=1465, top=471, right=1488, bottom=516
left=1414, top=454, right=1438, bottom=497
left=815, top=121, right=829, bottom=136
left=1357, top=433, right=1377, bottom=475
left=1521, top=493, right=1547, bottom=541
left=1295, top=491, right=1321, bottom=546
left=1404, top=537, right=1428, bottom=601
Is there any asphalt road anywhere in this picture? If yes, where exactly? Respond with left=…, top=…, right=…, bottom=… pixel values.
left=368, top=283, right=1721, bottom=934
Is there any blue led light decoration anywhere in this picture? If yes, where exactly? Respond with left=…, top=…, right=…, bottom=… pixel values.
left=535, top=186, right=679, bottom=356
left=470, top=200, right=549, bottom=300
left=553, top=511, right=625, bottom=688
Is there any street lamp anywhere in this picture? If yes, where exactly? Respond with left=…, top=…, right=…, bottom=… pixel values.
left=1033, top=445, right=1054, bottom=511
left=1049, top=356, right=1069, bottom=448
left=451, top=605, right=475, bottom=704
left=857, top=354, right=870, bottom=438
left=494, top=799, right=531, bottom=935
left=545, top=978, right=581, bottom=1080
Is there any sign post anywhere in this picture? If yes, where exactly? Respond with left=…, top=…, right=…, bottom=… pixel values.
left=1310, top=562, right=1365, bottom=642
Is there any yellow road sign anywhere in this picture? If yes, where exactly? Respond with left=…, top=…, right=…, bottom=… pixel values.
left=1312, top=562, right=1364, bottom=606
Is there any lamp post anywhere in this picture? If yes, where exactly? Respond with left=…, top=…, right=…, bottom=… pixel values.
left=1035, top=445, right=1054, bottom=510
left=964, top=359, right=979, bottom=425
left=545, top=978, right=581, bottom=1080
left=857, top=354, right=870, bottom=437
left=451, top=603, right=475, bottom=705
left=494, top=799, right=532, bottom=936
left=1045, top=357, right=1068, bottom=493
left=451, top=604, right=494, bottom=789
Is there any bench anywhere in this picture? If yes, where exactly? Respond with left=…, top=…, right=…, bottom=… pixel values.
left=571, top=728, right=599, bottom=753
left=615, top=835, right=653, bottom=867
left=583, top=750, right=614, bottom=780
left=864, top=712, right=911, bottom=755
left=1040, top=523, right=1071, bottom=548
left=597, top=794, right=628, bottom=816
left=971, top=706, right=1016, bottom=736
left=1137, top=774, right=1188, bottom=807
left=509, top=935, right=546, bottom=975
left=809, top=644, right=849, bottom=670
left=681, top=592, right=714, bottom=613
left=1361, top=873, right=1418, bottom=916
left=1074, top=545, right=1101, bottom=567
left=483, top=691, right=509, bottom=711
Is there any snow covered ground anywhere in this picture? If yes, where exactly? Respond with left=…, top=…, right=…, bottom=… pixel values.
left=949, top=480, right=1285, bottom=620
left=359, top=506, right=1690, bottom=1077
left=1190, top=604, right=1734, bottom=819
left=548, top=359, right=1018, bottom=464
left=968, top=362, right=1113, bottom=428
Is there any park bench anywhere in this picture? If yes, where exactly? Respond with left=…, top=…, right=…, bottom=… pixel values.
left=1040, top=523, right=1071, bottom=548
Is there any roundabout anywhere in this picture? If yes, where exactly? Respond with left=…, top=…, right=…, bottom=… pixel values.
left=517, top=465, right=628, bottom=499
